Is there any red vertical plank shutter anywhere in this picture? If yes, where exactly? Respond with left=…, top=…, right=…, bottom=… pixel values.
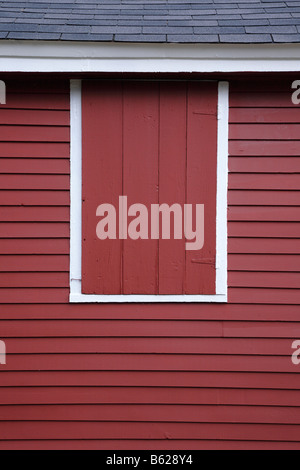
left=82, top=80, right=218, bottom=296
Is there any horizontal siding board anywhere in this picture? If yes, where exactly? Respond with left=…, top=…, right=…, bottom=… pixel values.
left=229, top=174, right=300, bottom=190
left=0, top=255, right=69, bottom=272
left=1, top=422, right=300, bottom=441
left=0, top=158, right=70, bottom=175
left=230, top=141, right=300, bottom=156
left=0, top=126, right=69, bottom=143
left=229, top=157, right=300, bottom=174
left=1, top=371, right=299, bottom=390
left=0, top=207, right=69, bottom=222
left=0, top=110, right=69, bottom=126
left=0, top=441, right=298, bottom=450
left=229, top=222, right=300, bottom=238
left=3, top=337, right=296, bottom=356
left=0, top=191, right=69, bottom=206
left=0, top=142, right=69, bottom=158
left=0, top=273, right=69, bottom=288
left=230, top=80, right=295, bottom=93
left=0, top=223, right=69, bottom=238
left=1, top=405, right=300, bottom=425
left=229, top=254, right=300, bottom=271
left=0, top=304, right=295, bottom=320
left=230, top=92, right=297, bottom=108
left=228, top=190, right=300, bottom=206
left=1, top=388, right=300, bottom=407
left=1, top=303, right=300, bottom=321
left=0, top=288, right=68, bottom=303
left=229, top=238, right=300, bottom=254
left=4, top=93, right=69, bottom=110
left=229, top=287, right=300, bottom=304
left=0, top=175, right=69, bottom=190
left=229, top=271, right=300, bottom=288
left=0, top=239, right=69, bottom=255
left=230, top=124, right=300, bottom=141
left=1, top=354, right=299, bottom=374
left=0, top=320, right=223, bottom=338
left=228, top=206, right=300, bottom=222
left=230, top=108, right=300, bottom=124
left=0, top=320, right=299, bottom=338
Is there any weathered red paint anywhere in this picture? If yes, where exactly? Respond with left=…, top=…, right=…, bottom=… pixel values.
left=82, top=80, right=217, bottom=295
left=0, top=77, right=300, bottom=449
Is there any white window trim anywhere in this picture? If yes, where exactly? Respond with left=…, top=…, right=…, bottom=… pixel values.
left=69, top=79, right=228, bottom=303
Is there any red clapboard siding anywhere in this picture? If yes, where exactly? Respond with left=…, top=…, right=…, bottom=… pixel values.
left=82, top=80, right=217, bottom=296
left=0, top=223, right=69, bottom=238
left=230, top=123, right=300, bottom=140
left=0, top=77, right=300, bottom=450
left=230, top=140, right=300, bottom=156
left=229, top=238, right=300, bottom=254
left=1, top=404, right=300, bottom=425
left=0, top=272, right=69, bottom=288
left=0, top=239, right=69, bottom=254
left=0, top=440, right=299, bottom=451
left=1, top=319, right=300, bottom=338
left=229, top=174, right=300, bottom=190
left=0, top=109, right=69, bottom=126
left=4, top=93, right=69, bottom=110
left=0, top=175, right=69, bottom=190
left=0, top=191, right=69, bottom=206
left=0, top=126, right=69, bottom=142
left=230, top=107, right=300, bottom=123
left=229, top=157, right=300, bottom=173
left=230, top=92, right=297, bottom=108
left=228, top=206, right=300, bottom=222
left=1, top=370, right=300, bottom=390
left=229, top=190, right=300, bottom=206
left=229, top=271, right=300, bottom=288
left=0, top=207, right=69, bottom=222
left=1, top=387, right=300, bottom=406
left=1, top=353, right=299, bottom=373
left=1, top=303, right=300, bottom=321
left=1, top=422, right=300, bottom=442
left=0, top=158, right=70, bottom=174
left=3, top=337, right=296, bottom=356
left=0, top=142, right=69, bottom=158
left=229, top=221, right=300, bottom=238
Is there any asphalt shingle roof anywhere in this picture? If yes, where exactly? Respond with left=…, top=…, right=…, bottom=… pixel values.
left=1, top=0, right=300, bottom=43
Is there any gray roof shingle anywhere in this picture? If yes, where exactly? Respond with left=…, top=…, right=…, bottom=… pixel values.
left=0, top=0, right=300, bottom=43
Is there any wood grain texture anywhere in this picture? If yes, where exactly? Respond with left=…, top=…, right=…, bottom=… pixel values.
left=81, top=80, right=218, bottom=295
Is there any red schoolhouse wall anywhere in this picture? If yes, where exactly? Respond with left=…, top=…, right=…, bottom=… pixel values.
left=0, top=77, right=299, bottom=449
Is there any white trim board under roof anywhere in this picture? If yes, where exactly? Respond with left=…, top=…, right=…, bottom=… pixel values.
left=1, top=42, right=300, bottom=73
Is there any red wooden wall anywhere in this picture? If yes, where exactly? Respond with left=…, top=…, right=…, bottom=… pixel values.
left=0, top=77, right=300, bottom=449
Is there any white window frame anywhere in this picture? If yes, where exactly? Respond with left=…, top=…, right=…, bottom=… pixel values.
left=69, top=79, right=229, bottom=303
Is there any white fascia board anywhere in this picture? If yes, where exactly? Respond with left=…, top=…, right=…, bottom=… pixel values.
left=1, top=41, right=300, bottom=73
